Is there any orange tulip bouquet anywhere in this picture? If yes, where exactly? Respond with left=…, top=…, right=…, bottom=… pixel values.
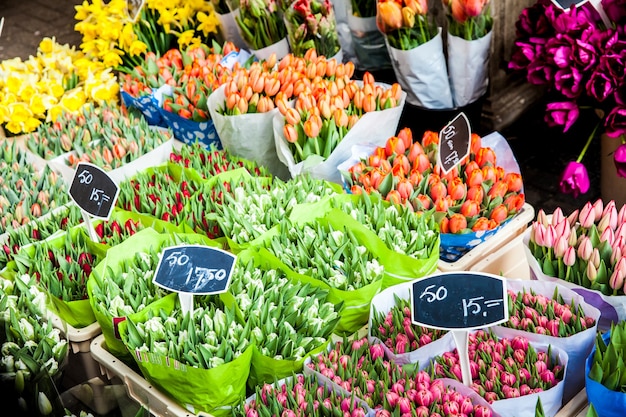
left=272, top=58, right=407, bottom=183
left=375, top=0, right=493, bottom=108
left=343, top=127, right=526, bottom=261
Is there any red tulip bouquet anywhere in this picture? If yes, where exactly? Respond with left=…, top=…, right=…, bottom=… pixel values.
left=431, top=329, right=567, bottom=417
left=524, top=198, right=626, bottom=330
left=376, top=0, right=453, bottom=108
left=283, top=0, right=342, bottom=59
left=305, top=337, right=495, bottom=416
left=509, top=0, right=626, bottom=197
left=442, top=0, right=493, bottom=107
left=345, top=127, right=526, bottom=262
left=497, top=279, right=599, bottom=403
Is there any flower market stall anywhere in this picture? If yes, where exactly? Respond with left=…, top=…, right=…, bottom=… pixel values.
left=1, top=0, right=625, bottom=416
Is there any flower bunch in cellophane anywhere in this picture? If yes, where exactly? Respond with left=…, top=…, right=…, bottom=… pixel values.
left=443, top=0, right=493, bottom=40
left=376, top=0, right=437, bottom=50
left=346, top=127, right=525, bottom=235
left=284, top=0, right=341, bottom=58
left=0, top=37, right=118, bottom=135
left=280, top=68, right=402, bottom=163
left=236, top=0, right=287, bottom=50
left=169, top=142, right=269, bottom=178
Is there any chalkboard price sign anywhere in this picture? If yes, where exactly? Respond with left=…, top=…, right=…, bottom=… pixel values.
left=153, top=245, right=236, bottom=295
left=126, top=0, right=145, bottom=22
left=411, top=272, right=508, bottom=331
left=438, top=113, right=471, bottom=175
left=69, top=162, right=119, bottom=220
left=551, top=0, right=589, bottom=9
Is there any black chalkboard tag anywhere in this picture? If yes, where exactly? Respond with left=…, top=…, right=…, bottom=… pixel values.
left=69, top=162, right=119, bottom=220
left=126, top=0, right=145, bottom=23
left=153, top=245, right=236, bottom=295
left=551, top=0, right=589, bottom=9
left=437, top=113, right=471, bottom=175
left=551, top=0, right=611, bottom=26
left=411, top=272, right=508, bottom=331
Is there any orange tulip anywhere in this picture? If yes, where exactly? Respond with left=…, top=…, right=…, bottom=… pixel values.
left=450, top=0, right=468, bottom=23
left=463, top=160, right=480, bottom=178
left=397, top=178, right=414, bottom=200
left=348, top=115, right=360, bottom=129
left=285, top=108, right=301, bottom=125
left=304, top=48, right=317, bottom=61
left=466, top=185, right=484, bottom=202
left=504, top=172, right=523, bottom=193
left=475, top=146, right=496, bottom=167
left=264, top=77, right=280, bottom=97
left=284, top=124, right=299, bottom=143
left=504, top=193, right=525, bottom=212
left=466, top=168, right=484, bottom=188
left=385, top=136, right=406, bottom=157
left=386, top=189, right=403, bottom=205
left=482, top=165, right=498, bottom=183
left=489, top=204, right=509, bottom=224
left=460, top=199, right=480, bottom=217
left=429, top=181, right=447, bottom=202
left=226, top=93, right=239, bottom=111
left=333, top=108, right=349, bottom=128
left=236, top=96, right=249, bottom=114
left=422, top=130, right=439, bottom=148
left=434, top=196, right=452, bottom=212
left=470, top=133, right=482, bottom=155
left=487, top=180, right=509, bottom=199
left=448, top=213, right=468, bottom=233
left=377, top=1, right=403, bottom=32
left=392, top=154, right=411, bottom=177
left=362, top=93, right=377, bottom=113
left=447, top=177, right=467, bottom=201
left=368, top=147, right=387, bottom=168
left=349, top=161, right=366, bottom=176
left=257, top=96, right=275, bottom=113
left=472, top=217, right=492, bottom=231
left=402, top=6, right=416, bottom=27
left=326, top=58, right=337, bottom=78
left=275, top=92, right=290, bottom=115
left=303, top=117, right=321, bottom=138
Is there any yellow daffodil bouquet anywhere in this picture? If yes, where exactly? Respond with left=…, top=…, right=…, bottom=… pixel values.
left=74, top=0, right=221, bottom=71
left=0, top=37, right=118, bottom=136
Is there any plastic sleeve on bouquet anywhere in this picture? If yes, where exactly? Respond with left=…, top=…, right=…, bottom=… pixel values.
left=385, top=28, right=453, bottom=109
left=447, top=31, right=492, bottom=108
left=347, top=15, right=391, bottom=71
left=217, top=9, right=249, bottom=51
left=251, top=37, right=290, bottom=62
left=207, top=84, right=291, bottom=179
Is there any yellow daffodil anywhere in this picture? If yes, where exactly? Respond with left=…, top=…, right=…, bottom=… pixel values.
left=197, top=11, right=220, bottom=36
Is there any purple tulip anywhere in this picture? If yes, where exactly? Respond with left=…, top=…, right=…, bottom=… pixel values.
left=527, top=59, right=554, bottom=85
left=545, top=101, right=579, bottom=131
left=572, top=38, right=597, bottom=71
left=586, top=69, right=615, bottom=102
left=614, top=143, right=626, bottom=178
left=546, top=34, right=574, bottom=68
left=559, top=161, right=590, bottom=197
left=606, top=106, right=626, bottom=138
left=555, top=66, right=584, bottom=98
left=508, top=42, right=537, bottom=71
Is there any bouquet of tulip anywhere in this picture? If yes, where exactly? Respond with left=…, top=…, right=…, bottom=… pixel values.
left=432, top=329, right=567, bottom=416
left=0, top=277, right=69, bottom=416
left=116, top=166, right=202, bottom=224
left=235, top=0, right=289, bottom=58
left=169, top=142, right=269, bottom=178
left=346, top=0, right=392, bottom=71
left=211, top=0, right=249, bottom=50
left=586, top=320, right=626, bottom=416
left=121, top=297, right=253, bottom=415
left=75, top=0, right=221, bottom=71
left=0, top=37, right=118, bottom=135
left=346, top=128, right=526, bottom=261
left=500, top=279, right=600, bottom=403
left=442, top=0, right=493, bottom=107
left=0, top=146, right=70, bottom=234
left=284, top=0, right=341, bottom=58
left=305, top=337, right=495, bottom=415
left=509, top=0, right=626, bottom=195
left=376, top=0, right=452, bottom=108
left=0, top=204, right=83, bottom=269
left=233, top=373, right=370, bottom=416
left=524, top=198, right=626, bottom=329
left=229, top=253, right=341, bottom=386
left=275, top=71, right=406, bottom=183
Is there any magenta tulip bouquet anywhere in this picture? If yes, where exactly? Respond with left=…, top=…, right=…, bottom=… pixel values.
left=509, top=0, right=626, bottom=197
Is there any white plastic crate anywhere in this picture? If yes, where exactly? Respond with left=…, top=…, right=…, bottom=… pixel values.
left=61, top=376, right=129, bottom=416
left=469, top=234, right=531, bottom=280
left=90, top=334, right=213, bottom=417
left=438, top=203, right=535, bottom=272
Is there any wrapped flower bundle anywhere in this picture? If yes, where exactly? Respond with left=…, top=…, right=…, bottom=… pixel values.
left=0, top=204, right=83, bottom=269
left=371, top=294, right=447, bottom=355
left=505, top=287, right=596, bottom=338
left=236, top=0, right=288, bottom=51
left=526, top=199, right=626, bottom=296
left=168, top=143, right=269, bottom=179
left=233, top=373, right=369, bottom=416
left=284, top=0, right=341, bottom=58
left=0, top=144, right=69, bottom=234
left=432, top=330, right=565, bottom=409
left=0, top=37, right=118, bottom=135
left=376, top=0, right=437, bottom=50
left=347, top=127, right=525, bottom=235
left=279, top=70, right=402, bottom=164
left=25, top=102, right=171, bottom=171
left=306, top=337, right=494, bottom=416
left=116, top=167, right=202, bottom=223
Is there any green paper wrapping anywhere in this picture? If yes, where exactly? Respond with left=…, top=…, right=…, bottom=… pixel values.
left=12, top=227, right=106, bottom=328
left=235, top=249, right=340, bottom=388
left=253, top=246, right=380, bottom=335
left=87, top=228, right=221, bottom=359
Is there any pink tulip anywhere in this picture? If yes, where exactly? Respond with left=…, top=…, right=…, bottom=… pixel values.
left=592, top=199, right=604, bottom=221
left=535, top=360, right=548, bottom=374
left=540, top=370, right=556, bottom=385
left=369, top=344, right=385, bottom=361
left=397, top=397, right=411, bottom=414
left=443, top=400, right=460, bottom=415
left=386, top=391, right=400, bottom=408
left=563, top=246, right=576, bottom=266
left=415, top=406, right=429, bottom=417
left=391, top=382, right=405, bottom=394
left=246, top=409, right=259, bottom=417
left=554, top=235, right=568, bottom=258
left=352, top=409, right=366, bottom=417
left=474, top=405, right=493, bottom=417
left=484, top=392, right=498, bottom=403
left=486, top=366, right=499, bottom=380
left=503, top=386, right=520, bottom=398
left=554, top=218, right=570, bottom=241
left=544, top=224, right=557, bottom=247
left=578, top=202, right=595, bottom=228
left=577, top=236, right=593, bottom=261
left=600, top=226, right=615, bottom=245
left=618, top=204, right=626, bottom=225
left=532, top=222, right=547, bottom=246
left=513, top=348, right=526, bottom=364
left=341, top=398, right=352, bottom=412
left=518, top=368, right=531, bottom=383
left=536, top=209, right=549, bottom=226
left=460, top=397, right=474, bottom=415
left=375, top=410, right=391, bottom=417
left=551, top=207, right=565, bottom=225
left=547, top=319, right=560, bottom=336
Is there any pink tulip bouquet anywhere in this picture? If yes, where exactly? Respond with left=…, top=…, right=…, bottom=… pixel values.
left=305, top=337, right=495, bottom=416
left=524, top=198, right=626, bottom=329
left=431, top=329, right=567, bottom=416
left=509, top=0, right=626, bottom=197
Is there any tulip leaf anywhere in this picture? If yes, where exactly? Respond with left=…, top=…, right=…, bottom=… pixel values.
left=604, top=369, right=621, bottom=391
left=542, top=258, right=556, bottom=276
left=603, top=344, right=618, bottom=374
left=377, top=171, right=394, bottom=197
left=596, top=261, right=609, bottom=285
left=589, top=362, right=604, bottom=383
left=599, top=240, right=613, bottom=267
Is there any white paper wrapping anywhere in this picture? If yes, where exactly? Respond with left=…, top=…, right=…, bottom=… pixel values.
left=207, top=84, right=291, bottom=179
left=493, top=279, right=600, bottom=404
left=447, top=31, right=492, bottom=107
left=217, top=9, right=248, bottom=51
left=386, top=29, right=453, bottom=109
left=273, top=85, right=406, bottom=183
left=251, top=37, right=290, bottom=62
left=347, top=15, right=390, bottom=71
left=367, top=281, right=456, bottom=367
